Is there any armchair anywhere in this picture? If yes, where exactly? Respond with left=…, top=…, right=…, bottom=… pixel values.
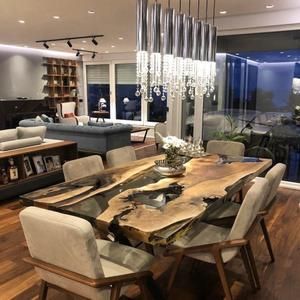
left=20, top=206, right=159, bottom=300
left=57, top=102, right=89, bottom=125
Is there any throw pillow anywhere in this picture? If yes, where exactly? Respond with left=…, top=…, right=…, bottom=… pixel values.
left=17, top=126, right=47, bottom=141
left=40, top=114, right=54, bottom=123
left=35, top=116, right=44, bottom=122
left=64, top=113, right=75, bottom=118
left=0, top=129, right=18, bottom=143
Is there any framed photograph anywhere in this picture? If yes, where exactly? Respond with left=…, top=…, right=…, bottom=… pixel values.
left=43, top=156, right=55, bottom=172
left=24, top=156, right=33, bottom=177
left=32, top=155, right=46, bottom=174
left=52, top=155, right=61, bottom=170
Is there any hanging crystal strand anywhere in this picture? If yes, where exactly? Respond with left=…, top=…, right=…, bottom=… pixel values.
left=136, top=0, right=148, bottom=98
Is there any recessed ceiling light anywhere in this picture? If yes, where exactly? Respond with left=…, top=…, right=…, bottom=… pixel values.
left=51, top=43, right=56, bottom=46
left=118, top=37, right=124, bottom=40
left=18, top=20, right=25, bottom=24
left=80, top=47, right=85, bottom=50
left=111, top=45, right=115, bottom=48
left=266, top=4, right=274, bottom=9
left=82, top=40, right=87, bottom=43
left=219, top=11, right=227, bottom=15
left=88, top=10, right=95, bottom=14
left=105, top=50, right=109, bottom=53
left=53, top=16, right=60, bottom=19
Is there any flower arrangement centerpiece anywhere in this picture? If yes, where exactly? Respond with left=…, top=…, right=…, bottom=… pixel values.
left=154, top=136, right=186, bottom=176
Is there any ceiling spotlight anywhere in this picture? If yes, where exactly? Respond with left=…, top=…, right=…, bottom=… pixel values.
left=105, top=51, right=109, bottom=54
left=92, top=52, right=96, bottom=59
left=111, top=45, right=115, bottom=48
left=266, top=4, right=274, bottom=9
left=76, top=50, right=80, bottom=57
left=118, top=37, right=124, bottom=40
left=92, top=37, right=98, bottom=46
left=88, top=10, right=95, bottom=14
left=53, top=15, right=60, bottom=19
left=82, top=40, right=87, bottom=43
left=219, top=11, right=227, bottom=15
left=67, top=40, right=72, bottom=48
left=18, top=20, right=25, bottom=24
left=43, top=42, right=49, bottom=49
left=51, top=43, right=56, bottom=46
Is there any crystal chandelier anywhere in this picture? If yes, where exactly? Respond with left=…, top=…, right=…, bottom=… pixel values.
left=136, top=0, right=217, bottom=102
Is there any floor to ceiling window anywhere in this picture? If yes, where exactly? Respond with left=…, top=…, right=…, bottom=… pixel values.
left=115, top=63, right=141, bottom=121
left=86, top=64, right=111, bottom=117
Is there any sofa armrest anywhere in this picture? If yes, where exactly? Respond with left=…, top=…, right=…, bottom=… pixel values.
left=76, top=115, right=89, bottom=125
left=0, top=137, right=43, bottom=151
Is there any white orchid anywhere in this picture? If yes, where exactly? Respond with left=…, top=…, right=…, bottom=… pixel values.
left=162, top=136, right=186, bottom=149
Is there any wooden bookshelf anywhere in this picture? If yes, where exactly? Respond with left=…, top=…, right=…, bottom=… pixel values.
left=43, top=58, right=79, bottom=110
left=0, top=140, right=77, bottom=201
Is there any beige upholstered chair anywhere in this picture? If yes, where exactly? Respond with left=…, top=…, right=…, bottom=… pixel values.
left=154, top=123, right=167, bottom=150
left=166, top=178, right=269, bottom=300
left=63, top=155, right=104, bottom=181
left=206, top=140, right=245, bottom=156
left=106, top=146, right=136, bottom=168
left=20, top=206, right=156, bottom=300
left=57, top=102, right=89, bottom=125
left=203, top=163, right=286, bottom=263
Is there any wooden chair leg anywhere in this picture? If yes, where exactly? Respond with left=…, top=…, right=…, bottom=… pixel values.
left=156, top=143, right=159, bottom=151
left=240, top=246, right=258, bottom=292
left=260, top=218, right=275, bottom=263
left=39, top=280, right=48, bottom=300
left=212, top=249, right=233, bottom=300
left=110, top=283, right=122, bottom=300
left=166, top=253, right=184, bottom=295
left=245, top=243, right=261, bottom=290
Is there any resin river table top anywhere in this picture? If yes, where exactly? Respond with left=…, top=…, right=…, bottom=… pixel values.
left=20, top=154, right=272, bottom=245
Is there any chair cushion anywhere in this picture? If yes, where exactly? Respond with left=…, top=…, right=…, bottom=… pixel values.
left=64, top=112, right=75, bottom=118
left=0, top=136, right=42, bottom=151
left=0, top=128, right=18, bottom=143
left=172, top=222, right=235, bottom=263
left=17, top=126, right=46, bottom=141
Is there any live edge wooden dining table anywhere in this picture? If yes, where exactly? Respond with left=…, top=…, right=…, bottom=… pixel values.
left=20, top=154, right=272, bottom=246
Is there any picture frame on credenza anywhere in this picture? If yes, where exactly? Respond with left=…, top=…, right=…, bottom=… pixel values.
left=24, top=156, right=33, bottom=177
left=32, top=155, right=46, bottom=174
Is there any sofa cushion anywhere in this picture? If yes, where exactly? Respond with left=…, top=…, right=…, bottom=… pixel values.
left=88, top=121, right=114, bottom=127
left=41, top=114, right=54, bottom=123
left=0, top=129, right=18, bottom=143
left=17, top=126, right=46, bottom=141
left=0, top=137, right=42, bottom=151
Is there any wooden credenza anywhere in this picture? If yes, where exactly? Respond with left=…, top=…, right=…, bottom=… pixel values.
left=0, top=99, right=54, bottom=130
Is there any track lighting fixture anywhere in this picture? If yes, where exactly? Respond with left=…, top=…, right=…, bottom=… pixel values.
left=92, top=37, right=98, bottom=46
left=92, top=52, right=96, bottom=59
left=43, top=42, right=49, bottom=49
left=76, top=50, right=80, bottom=56
left=67, top=40, right=72, bottom=48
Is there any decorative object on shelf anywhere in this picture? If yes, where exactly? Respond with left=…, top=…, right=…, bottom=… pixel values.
left=136, top=0, right=217, bottom=102
left=7, top=158, right=18, bottom=181
left=0, top=168, right=9, bottom=185
left=292, top=77, right=300, bottom=95
left=98, top=98, right=107, bottom=111
left=32, top=155, right=46, bottom=174
left=154, top=136, right=186, bottom=176
left=52, top=155, right=61, bottom=170
left=44, top=156, right=55, bottom=172
left=24, top=156, right=33, bottom=177
left=123, top=97, right=130, bottom=104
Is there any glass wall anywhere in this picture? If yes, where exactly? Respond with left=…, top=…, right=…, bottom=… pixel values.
left=115, top=63, right=141, bottom=121
left=203, top=51, right=300, bottom=182
left=86, top=64, right=110, bottom=117
left=147, top=89, right=167, bottom=122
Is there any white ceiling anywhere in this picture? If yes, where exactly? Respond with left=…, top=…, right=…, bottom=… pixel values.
left=0, top=0, right=300, bottom=55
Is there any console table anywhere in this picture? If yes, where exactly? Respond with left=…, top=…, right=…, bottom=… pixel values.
left=0, top=140, right=77, bottom=201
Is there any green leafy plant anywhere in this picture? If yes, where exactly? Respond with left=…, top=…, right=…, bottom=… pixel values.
left=213, top=115, right=247, bottom=143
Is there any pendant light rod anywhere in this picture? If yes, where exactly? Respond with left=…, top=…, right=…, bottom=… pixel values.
left=168, top=0, right=171, bottom=8
left=197, top=0, right=200, bottom=19
left=179, top=0, right=182, bottom=13
left=213, top=0, right=216, bottom=25
left=188, top=0, right=191, bottom=16
left=205, top=0, right=208, bottom=22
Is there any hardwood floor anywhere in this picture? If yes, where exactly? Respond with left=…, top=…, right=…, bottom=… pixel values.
left=0, top=144, right=299, bottom=299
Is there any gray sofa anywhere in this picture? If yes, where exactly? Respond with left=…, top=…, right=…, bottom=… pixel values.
left=19, top=119, right=132, bottom=154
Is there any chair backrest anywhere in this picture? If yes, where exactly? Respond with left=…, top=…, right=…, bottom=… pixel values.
left=206, top=140, right=245, bottom=156
left=106, top=146, right=136, bottom=168
left=228, top=177, right=269, bottom=241
left=57, top=102, right=76, bottom=118
left=264, top=163, right=286, bottom=209
left=19, top=206, right=104, bottom=279
left=63, top=155, right=104, bottom=181
left=154, top=123, right=167, bottom=145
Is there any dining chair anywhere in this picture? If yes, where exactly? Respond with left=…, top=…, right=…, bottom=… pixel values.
left=63, top=155, right=104, bottom=181
left=165, top=177, right=269, bottom=300
left=206, top=140, right=245, bottom=156
left=202, top=163, right=286, bottom=263
left=20, top=206, right=158, bottom=300
left=106, top=146, right=137, bottom=168
left=154, top=123, right=167, bottom=151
